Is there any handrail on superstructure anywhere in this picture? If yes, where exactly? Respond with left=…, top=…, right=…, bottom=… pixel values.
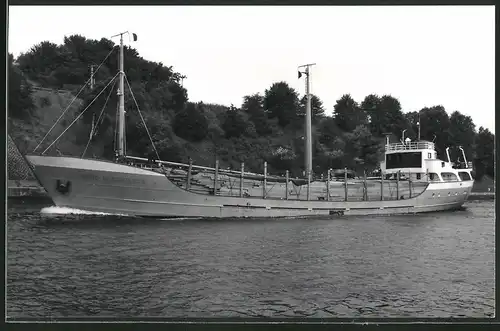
left=385, top=141, right=435, bottom=152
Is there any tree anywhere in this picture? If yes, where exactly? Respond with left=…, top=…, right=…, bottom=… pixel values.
left=473, top=127, right=494, bottom=180
left=360, top=94, right=381, bottom=127
left=264, top=82, right=300, bottom=127
left=16, top=34, right=187, bottom=102
left=267, top=145, right=297, bottom=173
left=125, top=109, right=175, bottom=159
left=167, top=81, right=188, bottom=112
left=332, top=94, right=367, bottom=132
left=241, top=93, right=271, bottom=135
left=342, top=125, right=383, bottom=173
left=17, top=41, right=61, bottom=84
left=418, top=105, right=451, bottom=159
left=297, top=94, right=325, bottom=123
left=8, top=53, right=35, bottom=120
left=317, top=116, right=342, bottom=147
left=362, top=94, right=409, bottom=138
left=173, top=103, right=208, bottom=142
left=404, top=111, right=420, bottom=139
left=222, top=105, right=248, bottom=139
left=315, top=134, right=346, bottom=171
left=448, top=111, right=476, bottom=162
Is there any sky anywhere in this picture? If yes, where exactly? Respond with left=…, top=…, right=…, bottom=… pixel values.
left=8, top=5, right=495, bottom=133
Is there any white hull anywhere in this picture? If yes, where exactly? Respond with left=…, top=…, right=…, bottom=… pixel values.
left=26, top=155, right=475, bottom=218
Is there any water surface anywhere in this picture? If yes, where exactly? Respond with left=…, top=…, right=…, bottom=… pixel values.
left=6, top=199, right=495, bottom=319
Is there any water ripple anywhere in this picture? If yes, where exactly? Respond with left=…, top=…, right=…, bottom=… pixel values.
left=6, top=200, right=495, bottom=319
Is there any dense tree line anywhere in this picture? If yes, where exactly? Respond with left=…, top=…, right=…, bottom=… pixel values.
left=8, top=35, right=495, bottom=180
left=8, top=54, right=35, bottom=120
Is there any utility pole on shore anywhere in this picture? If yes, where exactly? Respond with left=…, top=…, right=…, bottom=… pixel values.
left=89, top=65, right=95, bottom=89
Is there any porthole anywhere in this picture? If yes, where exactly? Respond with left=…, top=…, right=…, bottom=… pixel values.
left=432, top=193, right=435, bottom=197
left=438, top=193, right=441, bottom=197
left=455, top=192, right=458, bottom=196
left=448, top=192, right=451, bottom=196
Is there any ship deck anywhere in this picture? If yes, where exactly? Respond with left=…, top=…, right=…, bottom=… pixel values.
left=144, top=164, right=429, bottom=202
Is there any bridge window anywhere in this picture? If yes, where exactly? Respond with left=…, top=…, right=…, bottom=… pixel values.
left=416, top=173, right=421, bottom=180
left=386, top=152, right=422, bottom=169
left=429, top=173, right=440, bottom=182
left=441, top=172, right=459, bottom=182
left=458, top=171, right=472, bottom=181
left=428, top=152, right=432, bottom=159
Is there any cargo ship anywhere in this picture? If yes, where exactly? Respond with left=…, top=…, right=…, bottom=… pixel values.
left=23, top=32, right=474, bottom=217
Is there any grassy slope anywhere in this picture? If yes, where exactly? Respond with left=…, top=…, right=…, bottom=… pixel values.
left=8, top=89, right=300, bottom=176
left=8, top=88, right=86, bottom=180
left=9, top=89, right=84, bottom=155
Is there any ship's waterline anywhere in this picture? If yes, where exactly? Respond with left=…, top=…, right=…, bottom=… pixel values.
left=26, top=155, right=473, bottom=218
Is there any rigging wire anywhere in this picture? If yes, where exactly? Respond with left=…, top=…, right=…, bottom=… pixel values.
left=124, top=74, right=161, bottom=161
left=94, top=79, right=117, bottom=138
left=42, top=72, right=120, bottom=155
left=81, top=76, right=118, bottom=158
left=32, top=46, right=117, bottom=153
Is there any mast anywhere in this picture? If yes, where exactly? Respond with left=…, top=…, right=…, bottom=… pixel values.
left=116, top=33, right=126, bottom=158
left=298, top=63, right=315, bottom=181
left=110, top=31, right=137, bottom=159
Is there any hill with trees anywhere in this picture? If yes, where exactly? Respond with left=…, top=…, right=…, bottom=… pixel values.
left=7, top=34, right=495, bottom=180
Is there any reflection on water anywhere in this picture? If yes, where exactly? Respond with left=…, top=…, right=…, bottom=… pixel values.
left=6, top=199, right=495, bottom=318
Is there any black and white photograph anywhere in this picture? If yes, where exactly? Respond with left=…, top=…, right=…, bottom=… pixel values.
left=6, top=4, right=495, bottom=320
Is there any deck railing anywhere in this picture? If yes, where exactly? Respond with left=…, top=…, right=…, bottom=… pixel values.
left=385, top=141, right=435, bottom=152
left=126, top=156, right=433, bottom=202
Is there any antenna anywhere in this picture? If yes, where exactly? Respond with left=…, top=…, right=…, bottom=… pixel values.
left=417, top=112, right=421, bottom=141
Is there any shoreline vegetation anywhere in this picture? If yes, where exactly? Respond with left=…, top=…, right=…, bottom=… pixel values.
left=8, top=35, right=495, bottom=188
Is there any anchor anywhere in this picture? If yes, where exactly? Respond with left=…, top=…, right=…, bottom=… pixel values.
left=56, top=179, right=71, bottom=195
